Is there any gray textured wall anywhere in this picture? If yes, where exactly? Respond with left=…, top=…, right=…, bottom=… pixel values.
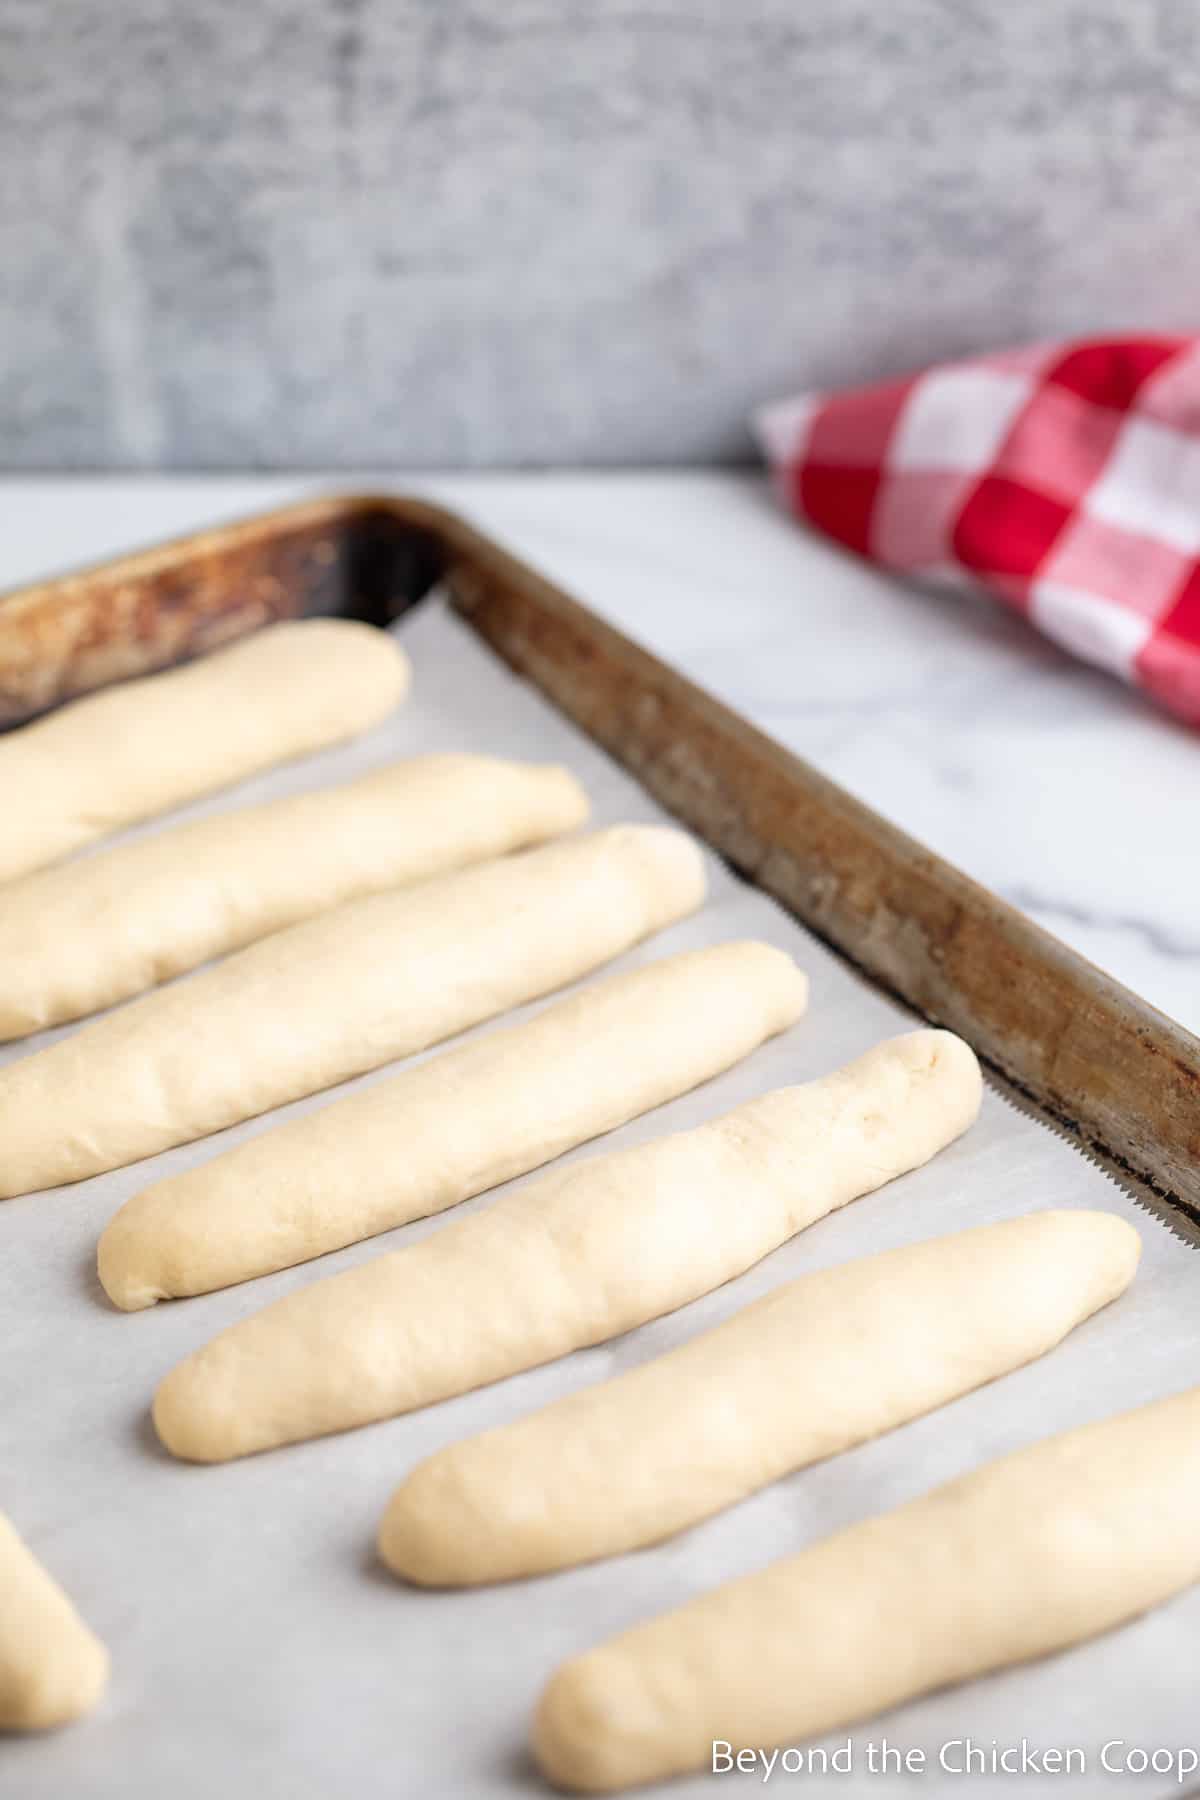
left=2, top=0, right=1199, bottom=469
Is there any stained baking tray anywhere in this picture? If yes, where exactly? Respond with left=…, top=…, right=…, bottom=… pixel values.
left=3, top=495, right=1200, bottom=1800
left=4, top=491, right=1197, bottom=1236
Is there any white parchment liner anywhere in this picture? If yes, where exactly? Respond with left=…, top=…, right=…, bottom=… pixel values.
left=3, top=598, right=1198, bottom=1799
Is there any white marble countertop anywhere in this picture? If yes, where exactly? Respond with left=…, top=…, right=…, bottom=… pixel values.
left=3, top=471, right=1197, bottom=1034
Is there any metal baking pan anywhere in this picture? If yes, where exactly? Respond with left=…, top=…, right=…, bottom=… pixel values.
left=3, top=491, right=1196, bottom=1241
left=6, top=494, right=1200, bottom=1800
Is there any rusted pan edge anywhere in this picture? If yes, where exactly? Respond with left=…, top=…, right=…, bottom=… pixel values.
left=0, top=496, right=369, bottom=725
left=431, top=503, right=1200, bottom=1228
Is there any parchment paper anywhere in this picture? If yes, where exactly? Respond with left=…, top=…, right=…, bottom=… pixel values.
left=4, top=598, right=1199, bottom=1800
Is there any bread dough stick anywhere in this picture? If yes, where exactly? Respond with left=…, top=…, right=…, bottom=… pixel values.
left=533, top=1382, right=1200, bottom=1794
left=0, top=825, right=703, bottom=1200
left=0, top=1516, right=108, bottom=1731
left=99, top=941, right=808, bottom=1311
left=0, top=754, right=588, bottom=1040
left=0, top=619, right=409, bottom=886
left=380, top=1209, right=1139, bottom=1586
left=153, top=1030, right=980, bottom=1463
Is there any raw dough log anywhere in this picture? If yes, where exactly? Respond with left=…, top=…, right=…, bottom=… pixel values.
left=0, top=619, right=409, bottom=885
left=533, top=1382, right=1200, bottom=1793
left=0, top=825, right=703, bottom=1199
left=99, top=941, right=808, bottom=1311
left=0, top=754, right=587, bottom=1040
left=153, top=1030, right=981, bottom=1463
left=0, top=1515, right=108, bottom=1731
left=380, top=1209, right=1139, bottom=1586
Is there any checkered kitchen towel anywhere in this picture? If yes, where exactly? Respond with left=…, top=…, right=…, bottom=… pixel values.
left=754, top=338, right=1200, bottom=724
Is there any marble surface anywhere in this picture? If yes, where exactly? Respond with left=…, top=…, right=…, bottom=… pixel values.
left=4, top=1, right=1200, bottom=466
left=2, top=471, right=1198, bottom=1032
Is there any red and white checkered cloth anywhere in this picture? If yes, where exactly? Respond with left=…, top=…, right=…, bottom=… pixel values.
left=754, top=337, right=1200, bottom=724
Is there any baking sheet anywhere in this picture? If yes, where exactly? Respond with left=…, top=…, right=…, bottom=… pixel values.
left=4, top=595, right=1200, bottom=1800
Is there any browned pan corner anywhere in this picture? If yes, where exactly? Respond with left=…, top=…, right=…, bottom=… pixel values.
left=0, top=493, right=451, bottom=728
